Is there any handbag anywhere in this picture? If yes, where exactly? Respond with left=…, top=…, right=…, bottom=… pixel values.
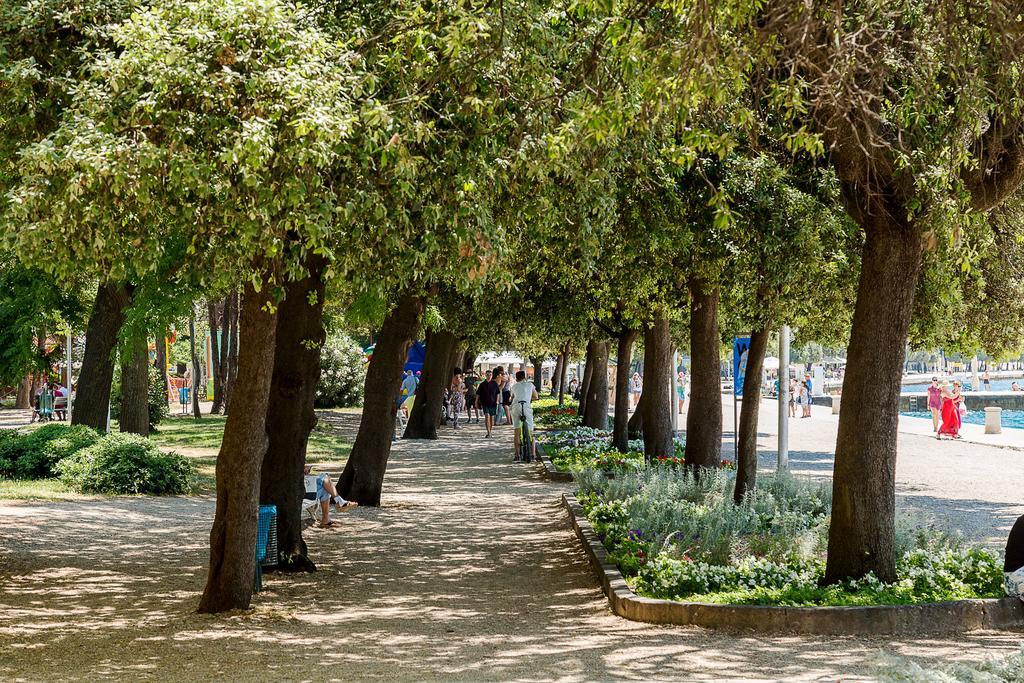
left=958, top=402, right=968, bottom=417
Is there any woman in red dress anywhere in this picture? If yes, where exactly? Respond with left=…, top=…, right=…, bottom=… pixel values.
left=937, top=381, right=962, bottom=439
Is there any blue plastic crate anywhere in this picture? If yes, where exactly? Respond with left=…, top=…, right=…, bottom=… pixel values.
left=254, top=504, right=277, bottom=592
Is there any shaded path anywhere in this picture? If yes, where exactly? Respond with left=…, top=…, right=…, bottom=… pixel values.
left=1, top=419, right=1021, bottom=681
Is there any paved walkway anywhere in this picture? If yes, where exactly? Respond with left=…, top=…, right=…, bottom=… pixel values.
left=1, top=418, right=1022, bottom=681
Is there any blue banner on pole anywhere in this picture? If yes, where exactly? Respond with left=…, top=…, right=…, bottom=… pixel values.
left=733, top=337, right=751, bottom=397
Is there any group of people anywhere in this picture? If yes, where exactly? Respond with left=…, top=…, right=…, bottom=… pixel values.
left=786, top=373, right=814, bottom=418
left=30, top=380, right=70, bottom=422
left=627, top=370, right=688, bottom=414
left=443, top=366, right=538, bottom=460
left=927, top=376, right=965, bottom=439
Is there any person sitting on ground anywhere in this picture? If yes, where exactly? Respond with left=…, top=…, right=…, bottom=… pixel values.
left=509, top=370, right=538, bottom=461
left=1004, top=514, right=1024, bottom=602
left=304, top=464, right=357, bottom=528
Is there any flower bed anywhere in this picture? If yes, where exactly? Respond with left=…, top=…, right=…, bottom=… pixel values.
left=539, top=428, right=726, bottom=474
left=575, top=466, right=1005, bottom=607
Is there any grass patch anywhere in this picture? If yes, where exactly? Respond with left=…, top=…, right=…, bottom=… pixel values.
left=0, top=477, right=94, bottom=501
left=148, top=414, right=353, bottom=463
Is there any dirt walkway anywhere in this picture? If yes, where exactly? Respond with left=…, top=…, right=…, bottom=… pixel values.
left=1, top=420, right=1021, bottom=682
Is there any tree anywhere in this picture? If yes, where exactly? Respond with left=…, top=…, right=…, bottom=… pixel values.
left=5, top=0, right=364, bottom=612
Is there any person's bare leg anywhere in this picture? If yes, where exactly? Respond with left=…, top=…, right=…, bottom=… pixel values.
left=319, top=500, right=332, bottom=527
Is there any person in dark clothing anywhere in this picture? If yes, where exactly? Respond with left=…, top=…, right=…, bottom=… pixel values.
left=476, top=367, right=503, bottom=437
left=1005, top=514, right=1024, bottom=601
left=464, top=369, right=480, bottom=423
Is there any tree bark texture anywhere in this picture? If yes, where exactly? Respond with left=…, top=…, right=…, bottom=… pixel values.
left=551, top=353, right=563, bottom=396
left=612, top=330, right=638, bottom=453
left=208, top=302, right=223, bottom=414
left=686, top=278, right=722, bottom=470
left=531, top=356, right=544, bottom=393
left=119, top=334, right=150, bottom=436
left=824, top=220, right=923, bottom=584
left=260, top=255, right=327, bottom=572
left=733, top=327, right=770, bottom=504
left=558, top=342, right=570, bottom=405
left=15, top=376, right=31, bottom=410
left=641, top=312, right=674, bottom=459
left=404, top=328, right=457, bottom=439
left=224, top=292, right=240, bottom=413
left=198, top=281, right=279, bottom=614
left=578, top=341, right=596, bottom=417
left=582, top=340, right=609, bottom=430
left=74, top=282, right=132, bottom=431
left=462, top=352, right=477, bottom=373
left=339, top=294, right=424, bottom=505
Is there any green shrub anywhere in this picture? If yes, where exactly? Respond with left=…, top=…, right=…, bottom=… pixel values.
left=56, top=433, right=194, bottom=495
left=110, top=365, right=170, bottom=431
left=0, top=429, right=21, bottom=476
left=315, top=333, right=366, bottom=408
left=0, top=423, right=100, bottom=479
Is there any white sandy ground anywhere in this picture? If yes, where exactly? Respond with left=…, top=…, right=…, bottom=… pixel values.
left=0, top=406, right=1022, bottom=682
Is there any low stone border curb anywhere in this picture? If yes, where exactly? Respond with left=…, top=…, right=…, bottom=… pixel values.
left=562, top=493, right=1024, bottom=634
left=536, top=443, right=573, bottom=482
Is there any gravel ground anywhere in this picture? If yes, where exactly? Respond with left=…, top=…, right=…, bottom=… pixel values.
left=1, top=413, right=1022, bottom=682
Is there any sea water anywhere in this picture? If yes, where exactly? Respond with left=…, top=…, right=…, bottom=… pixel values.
left=901, top=410, right=1024, bottom=429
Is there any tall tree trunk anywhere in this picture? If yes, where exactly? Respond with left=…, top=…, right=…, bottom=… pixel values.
left=404, top=328, right=457, bottom=439
left=612, top=330, right=638, bottom=452
left=119, top=334, right=150, bottom=436
left=208, top=301, right=223, bottom=414
left=551, top=353, right=563, bottom=396
left=734, top=327, right=770, bottom=504
left=219, top=295, right=233, bottom=412
left=558, top=342, right=570, bottom=406
left=155, top=330, right=170, bottom=407
left=198, top=280, right=279, bottom=614
left=15, top=376, right=31, bottom=410
left=531, top=356, right=544, bottom=393
left=189, top=310, right=202, bottom=419
left=224, top=292, right=240, bottom=413
left=260, top=255, right=327, bottom=573
left=686, top=278, right=722, bottom=469
left=339, top=294, right=424, bottom=505
left=641, top=311, right=674, bottom=459
left=582, top=340, right=609, bottom=429
left=579, top=341, right=596, bottom=416
left=74, top=283, right=132, bottom=431
left=825, top=221, right=923, bottom=584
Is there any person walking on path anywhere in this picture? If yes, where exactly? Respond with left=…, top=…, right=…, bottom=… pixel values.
left=464, top=368, right=480, bottom=423
left=476, top=368, right=502, bottom=437
left=927, top=376, right=942, bottom=433
left=510, top=370, right=539, bottom=462
left=676, top=371, right=686, bottom=415
left=500, top=368, right=513, bottom=425
left=1005, top=514, right=1024, bottom=602
left=629, top=372, right=642, bottom=411
left=938, top=380, right=963, bottom=439
left=449, top=368, right=466, bottom=429
left=983, top=370, right=992, bottom=391
left=799, top=380, right=811, bottom=418
left=788, top=377, right=797, bottom=418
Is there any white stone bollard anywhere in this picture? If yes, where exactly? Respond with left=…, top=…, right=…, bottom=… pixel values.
left=984, top=407, right=1002, bottom=434
left=831, top=396, right=841, bottom=415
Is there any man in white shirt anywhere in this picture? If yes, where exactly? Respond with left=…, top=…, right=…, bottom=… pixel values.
left=510, top=371, right=538, bottom=462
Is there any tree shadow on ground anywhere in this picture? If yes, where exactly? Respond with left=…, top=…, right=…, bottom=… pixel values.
left=1, top=423, right=1021, bottom=681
